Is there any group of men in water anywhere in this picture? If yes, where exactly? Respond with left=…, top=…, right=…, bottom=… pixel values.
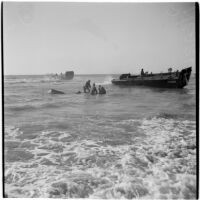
left=83, top=80, right=106, bottom=95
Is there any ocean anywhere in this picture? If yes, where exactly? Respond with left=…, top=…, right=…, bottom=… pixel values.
left=4, top=74, right=196, bottom=198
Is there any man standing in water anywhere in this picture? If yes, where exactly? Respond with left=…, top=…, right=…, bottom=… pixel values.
left=83, top=80, right=91, bottom=93
left=91, top=83, right=98, bottom=95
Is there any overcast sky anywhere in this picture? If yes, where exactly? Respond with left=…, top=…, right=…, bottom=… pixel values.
left=4, top=2, right=195, bottom=75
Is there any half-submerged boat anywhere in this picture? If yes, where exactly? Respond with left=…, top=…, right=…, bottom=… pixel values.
left=112, top=67, right=192, bottom=88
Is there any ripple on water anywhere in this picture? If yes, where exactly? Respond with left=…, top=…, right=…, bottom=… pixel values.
left=5, top=150, right=34, bottom=162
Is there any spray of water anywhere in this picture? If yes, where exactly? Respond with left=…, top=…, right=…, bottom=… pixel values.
left=96, top=76, right=113, bottom=85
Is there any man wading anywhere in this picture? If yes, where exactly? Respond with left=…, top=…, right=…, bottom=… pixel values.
left=98, top=85, right=106, bottom=94
left=91, top=83, right=98, bottom=95
left=83, top=80, right=91, bottom=93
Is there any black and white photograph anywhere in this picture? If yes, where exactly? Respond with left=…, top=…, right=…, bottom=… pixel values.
left=2, top=1, right=197, bottom=198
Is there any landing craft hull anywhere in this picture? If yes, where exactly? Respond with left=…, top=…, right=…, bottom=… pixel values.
left=112, top=79, right=180, bottom=88
left=112, top=67, right=192, bottom=89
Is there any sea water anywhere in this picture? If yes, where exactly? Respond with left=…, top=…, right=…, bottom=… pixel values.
left=4, top=74, right=196, bottom=198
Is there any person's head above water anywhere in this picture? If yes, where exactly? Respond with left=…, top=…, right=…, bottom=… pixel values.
left=93, top=83, right=95, bottom=86
left=99, top=85, right=101, bottom=88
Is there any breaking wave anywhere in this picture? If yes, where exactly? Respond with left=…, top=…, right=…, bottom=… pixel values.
left=4, top=116, right=196, bottom=198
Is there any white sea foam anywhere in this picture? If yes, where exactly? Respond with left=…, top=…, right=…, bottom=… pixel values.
left=4, top=108, right=196, bottom=198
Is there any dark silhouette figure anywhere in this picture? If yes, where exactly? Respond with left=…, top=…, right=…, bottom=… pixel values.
left=83, top=80, right=91, bottom=93
left=141, top=69, right=144, bottom=76
left=98, top=85, right=106, bottom=94
left=91, top=83, right=98, bottom=95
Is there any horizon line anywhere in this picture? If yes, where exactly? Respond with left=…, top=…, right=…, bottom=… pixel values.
left=4, top=73, right=121, bottom=76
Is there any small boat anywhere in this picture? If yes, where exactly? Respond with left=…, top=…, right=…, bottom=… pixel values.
left=112, top=67, right=192, bottom=88
left=52, top=71, right=74, bottom=80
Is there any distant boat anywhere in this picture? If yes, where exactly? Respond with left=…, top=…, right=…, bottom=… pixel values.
left=61, top=71, right=74, bottom=80
left=112, top=67, right=192, bottom=88
left=52, top=71, right=74, bottom=80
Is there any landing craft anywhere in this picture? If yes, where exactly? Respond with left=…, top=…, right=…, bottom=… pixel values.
left=112, top=67, right=192, bottom=88
left=52, top=71, right=74, bottom=80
